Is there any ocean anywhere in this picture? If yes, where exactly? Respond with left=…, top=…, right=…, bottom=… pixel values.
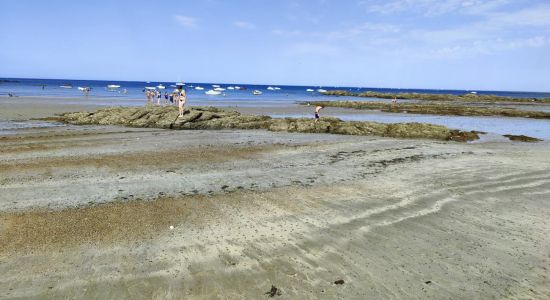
left=1, top=78, right=549, bottom=108
left=1, top=78, right=549, bottom=139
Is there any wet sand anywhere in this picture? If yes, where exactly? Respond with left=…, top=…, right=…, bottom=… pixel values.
left=1, top=101, right=549, bottom=298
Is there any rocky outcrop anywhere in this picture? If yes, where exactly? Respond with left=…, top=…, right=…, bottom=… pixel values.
left=321, top=90, right=550, bottom=103
left=302, top=101, right=550, bottom=119
left=503, top=134, right=542, bottom=142
left=53, top=106, right=479, bottom=142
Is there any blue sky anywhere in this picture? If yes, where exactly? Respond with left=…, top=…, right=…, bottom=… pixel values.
left=1, top=0, right=549, bottom=91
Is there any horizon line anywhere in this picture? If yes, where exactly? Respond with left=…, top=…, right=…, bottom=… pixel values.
left=1, top=76, right=549, bottom=94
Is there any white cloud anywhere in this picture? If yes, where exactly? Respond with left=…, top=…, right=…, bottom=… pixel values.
left=233, top=21, right=256, bottom=29
left=174, top=15, right=198, bottom=29
left=418, top=36, right=550, bottom=59
left=483, top=4, right=550, bottom=28
left=274, top=2, right=550, bottom=61
left=359, top=0, right=511, bottom=16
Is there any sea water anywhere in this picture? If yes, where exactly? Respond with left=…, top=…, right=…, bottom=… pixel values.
left=1, top=78, right=549, bottom=139
left=2, top=78, right=549, bottom=106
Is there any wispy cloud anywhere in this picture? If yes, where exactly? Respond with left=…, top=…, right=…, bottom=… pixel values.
left=174, top=15, right=198, bottom=29
left=422, top=36, right=550, bottom=59
left=233, top=21, right=256, bottom=29
left=271, top=29, right=303, bottom=36
left=359, top=0, right=511, bottom=16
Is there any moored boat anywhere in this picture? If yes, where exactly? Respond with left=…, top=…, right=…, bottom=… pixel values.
left=205, top=89, right=222, bottom=95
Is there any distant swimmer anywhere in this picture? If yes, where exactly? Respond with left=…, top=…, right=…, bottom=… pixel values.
left=314, top=105, right=324, bottom=122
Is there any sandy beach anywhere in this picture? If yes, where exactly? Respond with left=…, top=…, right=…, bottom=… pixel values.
left=1, top=99, right=549, bottom=299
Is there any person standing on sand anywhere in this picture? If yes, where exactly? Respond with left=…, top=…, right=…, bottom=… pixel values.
left=392, top=96, right=398, bottom=104
left=157, top=90, right=162, bottom=106
left=178, top=87, right=187, bottom=117
left=315, top=105, right=324, bottom=122
left=164, top=92, right=169, bottom=106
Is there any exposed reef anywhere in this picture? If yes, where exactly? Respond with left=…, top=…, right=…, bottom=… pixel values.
left=321, top=90, right=550, bottom=103
left=302, top=101, right=550, bottom=119
left=50, top=106, right=479, bottom=142
left=503, top=134, right=542, bottom=142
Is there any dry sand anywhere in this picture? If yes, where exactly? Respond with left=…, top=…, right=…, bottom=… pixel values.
left=1, top=102, right=549, bottom=299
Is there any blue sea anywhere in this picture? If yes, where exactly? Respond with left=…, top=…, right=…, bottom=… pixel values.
left=1, top=78, right=549, bottom=108
left=1, top=78, right=549, bottom=139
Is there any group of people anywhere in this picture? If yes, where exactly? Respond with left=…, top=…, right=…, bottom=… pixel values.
left=145, top=87, right=328, bottom=121
left=145, top=87, right=186, bottom=117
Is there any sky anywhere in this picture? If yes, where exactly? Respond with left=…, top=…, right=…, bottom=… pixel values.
left=1, top=0, right=549, bottom=91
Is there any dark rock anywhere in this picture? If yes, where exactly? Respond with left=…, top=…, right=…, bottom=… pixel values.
left=334, top=279, right=345, bottom=285
left=503, top=134, right=542, bottom=142
left=265, top=285, right=281, bottom=297
left=52, top=106, right=480, bottom=142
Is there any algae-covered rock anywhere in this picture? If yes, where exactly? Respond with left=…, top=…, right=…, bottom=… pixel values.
left=385, top=123, right=451, bottom=140
left=503, top=134, right=542, bottom=142
left=303, top=101, right=550, bottom=119
left=54, top=106, right=479, bottom=142
left=321, top=90, right=550, bottom=104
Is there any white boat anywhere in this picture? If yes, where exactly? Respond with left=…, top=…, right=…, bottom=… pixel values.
left=205, top=90, right=222, bottom=95
left=59, top=84, right=72, bottom=89
left=195, top=86, right=204, bottom=90
left=212, top=84, right=220, bottom=88
left=157, top=84, right=166, bottom=89
left=214, top=87, right=225, bottom=91
left=227, top=86, right=235, bottom=90
left=234, top=86, right=241, bottom=90
left=267, top=86, right=275, bottom=90
left=470, top=91, right=477, bottom=94
left=145, top=86, right=156, bottom=90
left=274, top=87, right=281, bottom=90
left=175, top=82, right=185, bottom=86
left=107, top=84, right=120, bottom=89
left=317, top=89, right=327, bottom=93
left=253, top=90, right=262, bottom=95
left=306, top=89, right=314, bottom=92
